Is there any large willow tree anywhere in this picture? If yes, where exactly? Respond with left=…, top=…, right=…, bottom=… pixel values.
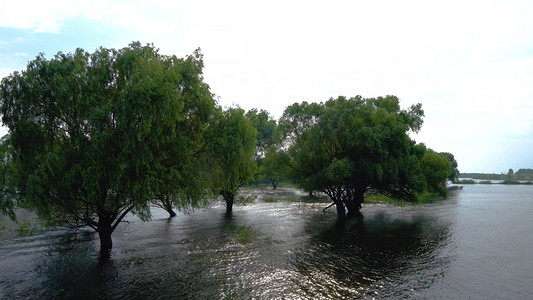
left=0, top=42, right=215, bottom=253
left=278, top=96, right=428, bottom=221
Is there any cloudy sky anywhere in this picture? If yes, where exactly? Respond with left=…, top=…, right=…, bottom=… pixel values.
left=1, top=0, right=532, bottom=173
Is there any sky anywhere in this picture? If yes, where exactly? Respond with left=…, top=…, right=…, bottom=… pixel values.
left=1, top=0, right=532, bottom=173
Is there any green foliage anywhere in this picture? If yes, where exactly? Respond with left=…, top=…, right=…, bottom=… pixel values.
left=245, top=108, right=285, bottom=188
left=516, top=168, right=533, bottom=175
left=223, top=223, right=259, bottom=243
left=235, top=195, right=257, bottom=205
left=245, top=108, right=276, bottom=160
left=501, top=180, right=521, bottom=185
left=16, top=220, right=43, bottom=236
left=260, top=145, right=289, bottom=189
left=0, top=135, right=16, bottom=221
left=17, top=220, right=33, bottom=235
left=420, top=148, right=451, bottom=197
left=277, top=95, right=427, bottom=219
left=440, top=152, right=460, bottom=182
left=457, top=179, right=476, bottom=184
left=207, top=107, right=257, bottom=209
left=262, top=196, right=280, bottom=202
left=0, top=42, right=215, bottom=251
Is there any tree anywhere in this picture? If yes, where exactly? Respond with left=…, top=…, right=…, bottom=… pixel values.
left=441, top=152, right=460, bottom=183
left=420, top=148, right=451, bottom=196
left=516, top=168, right=533, bottom=175
left=0, top=42, right=215, bottom=254
left=508, top=168, right=514, bottom=176
left=278, top=96, right=427, bottom=221
left=208, top=107, right=257, bottom=212
left=0, top=134, right=16, bottom=221
left=261, top=145, right=288, bottom=189
left=245, top=108, right=280, bottom=188
left=147, top=49, right=215, bottom=218
left=245, top=108, right=276, bottom=160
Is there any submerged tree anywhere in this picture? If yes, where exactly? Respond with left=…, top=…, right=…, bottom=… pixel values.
left=245, top=108, right=279, bottom=187
left=261, top=145, right=288, bottom=189
left=245, top=108, right=276, bottom=160
left=209, top=107, right=257, bottom=212
left=278, top=96, right=427, bottom=221
left=0, top=42, right=215, bottom=254
left=148, top=50, right=215, bottom=218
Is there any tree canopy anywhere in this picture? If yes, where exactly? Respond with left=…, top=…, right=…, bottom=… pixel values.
left=418, top=147, right=452, bottom=196
left=245, top=108, right=276, bottom=160
left=0, top=42, right=215, bottom=253
left=441, top=152, right=459, bottom=182
left=207, top=107, right=257, bottom=212
left=0, top=41, right=461, bottom=258
left=277, top=95, right=429, bottom=220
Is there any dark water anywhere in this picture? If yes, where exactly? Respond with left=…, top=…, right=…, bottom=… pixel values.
left=1, top=185, right=532, bottom=299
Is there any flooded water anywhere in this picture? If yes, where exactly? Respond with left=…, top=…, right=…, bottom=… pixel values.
left=1, top=185, right=533, bottom=299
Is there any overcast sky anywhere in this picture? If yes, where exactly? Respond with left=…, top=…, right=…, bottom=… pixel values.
left=1, top=0, right=532, bottom=173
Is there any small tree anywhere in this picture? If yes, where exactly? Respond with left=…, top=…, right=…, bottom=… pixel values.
left=245, top=108, right=278, bottom=186
left=441, top=152, right=460, bottom=183
left=420, top=148, right=452, bottom=196
left=261, top=145, right=288, bottom=189
left=209, top=107, right=257, bottom=212
left=278, top=96, right=427, bottom=221
left=0, top=43, right=214, bottom=254
left=245, top=108, right=276, bottom=160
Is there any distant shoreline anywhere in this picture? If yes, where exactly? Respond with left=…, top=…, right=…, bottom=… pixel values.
left=455, top=179, right=533, bottom=185
left=459, top=171, right=533, bottom=181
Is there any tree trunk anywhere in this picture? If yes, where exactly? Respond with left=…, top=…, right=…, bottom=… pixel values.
left=164, top=201, right=177, bottom=218
left=97, top=214, right=113, bottom=256
left=271, top=179, right=278, bottom=190
left=221, top=190, right=235, bottom=212
left=226, top=197, right=234, bottom=212
left=335, top=201, right=346, bottom=223
left=160, top=196, right=176, bottom=218
left=98, top=227, right=113, bottom=254
left=168, top=209, right=177, bottom=217
left=346, top=190, right=365, bottom=219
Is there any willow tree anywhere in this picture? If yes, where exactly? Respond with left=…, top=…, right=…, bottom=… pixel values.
left=208, top=107, right=257, bottom=212
left=278, top=96, right=427, bottom=221
left=0, top=134, right=16, bottom=220
left=0, top=42, right=215, bottom=253
left=245, top=108, right=278, bottom=187
left=147, top=49, right=215, bottom=218
left=419, top=147, right=452, bottom=196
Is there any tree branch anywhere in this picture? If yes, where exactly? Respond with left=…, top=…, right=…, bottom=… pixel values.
left=111, top=204, right=134, bottom=232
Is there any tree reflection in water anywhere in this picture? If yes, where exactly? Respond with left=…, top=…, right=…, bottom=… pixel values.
left=290, top=211, right=453, bottom=299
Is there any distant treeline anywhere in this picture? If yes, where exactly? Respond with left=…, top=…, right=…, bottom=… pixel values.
left=456, top=179, right=533, bottom=185
left=516, top=168, right=533, bottom=175
left=459, top=171, right=533, bottom=181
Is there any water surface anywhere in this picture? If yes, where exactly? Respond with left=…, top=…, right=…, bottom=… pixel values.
left=1, top=185, right=532, bottom=299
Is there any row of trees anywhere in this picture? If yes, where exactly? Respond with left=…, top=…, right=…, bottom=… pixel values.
left=0, top=43, right=458, bottom=254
